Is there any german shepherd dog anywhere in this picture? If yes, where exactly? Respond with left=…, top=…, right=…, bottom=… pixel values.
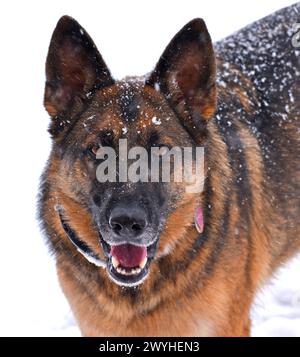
left=39, top=3, right=300, bottom=336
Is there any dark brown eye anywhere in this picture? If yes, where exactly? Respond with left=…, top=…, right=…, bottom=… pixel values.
left=91, top=145, right=99, bottom=156
left=88, top=144, right=101, bottom=158
left=152, top=144, right=170, bottom=157
left=158, top=146, right=169, bottom=156
left=87, top=131, right=114, bottom=159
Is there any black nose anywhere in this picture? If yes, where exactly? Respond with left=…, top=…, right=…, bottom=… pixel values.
left=109, top=207, right=147, bottom=238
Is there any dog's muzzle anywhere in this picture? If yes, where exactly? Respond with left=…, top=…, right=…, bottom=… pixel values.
left=57, top=206, right=159, bottom=287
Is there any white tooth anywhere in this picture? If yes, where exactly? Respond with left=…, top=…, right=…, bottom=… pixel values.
left=131, top=268, right=140, bottom=275
left=139, top=257, right=148, bottom=269
left=112, top=256, right=120, bottom=269
left=115, top=265, right=143, bottom=276
left=116, top=266, right=128, bottom=276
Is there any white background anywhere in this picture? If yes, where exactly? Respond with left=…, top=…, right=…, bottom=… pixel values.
left=0, top=0, right=299, bottom=336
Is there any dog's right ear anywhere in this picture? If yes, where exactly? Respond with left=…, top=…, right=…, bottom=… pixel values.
left=44, top=16, right=113, bottom=137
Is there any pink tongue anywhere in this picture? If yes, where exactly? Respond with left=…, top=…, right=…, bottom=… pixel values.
left=111, top=244, right=147, bottom=268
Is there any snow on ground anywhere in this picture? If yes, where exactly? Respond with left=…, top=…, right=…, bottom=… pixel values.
left=0, top=0, right=299, bottom=336
left=252, top=255, right=300, bottom=337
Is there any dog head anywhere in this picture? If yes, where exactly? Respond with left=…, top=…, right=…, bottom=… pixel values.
left=44, top=16, right=216, bottom=286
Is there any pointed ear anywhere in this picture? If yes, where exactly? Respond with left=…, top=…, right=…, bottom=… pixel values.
left=44, top=16, right=114, bottom=135
left=147, top=19, right=216, bottom=136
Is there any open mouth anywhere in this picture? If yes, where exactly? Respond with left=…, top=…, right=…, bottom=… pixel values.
left=100, top=239, right=158, bottom=287
left=58, top=207, right=158, bottom=287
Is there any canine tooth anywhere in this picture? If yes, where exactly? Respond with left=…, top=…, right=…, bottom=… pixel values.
left=139, top=257, right=147, bottom=269
left=111, top=256, right=120, bottom=269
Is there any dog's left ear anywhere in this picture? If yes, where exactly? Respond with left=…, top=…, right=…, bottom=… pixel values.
left=147, top=19, right=216, bottom=135
left=44, top=16, right=114, bottom=136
